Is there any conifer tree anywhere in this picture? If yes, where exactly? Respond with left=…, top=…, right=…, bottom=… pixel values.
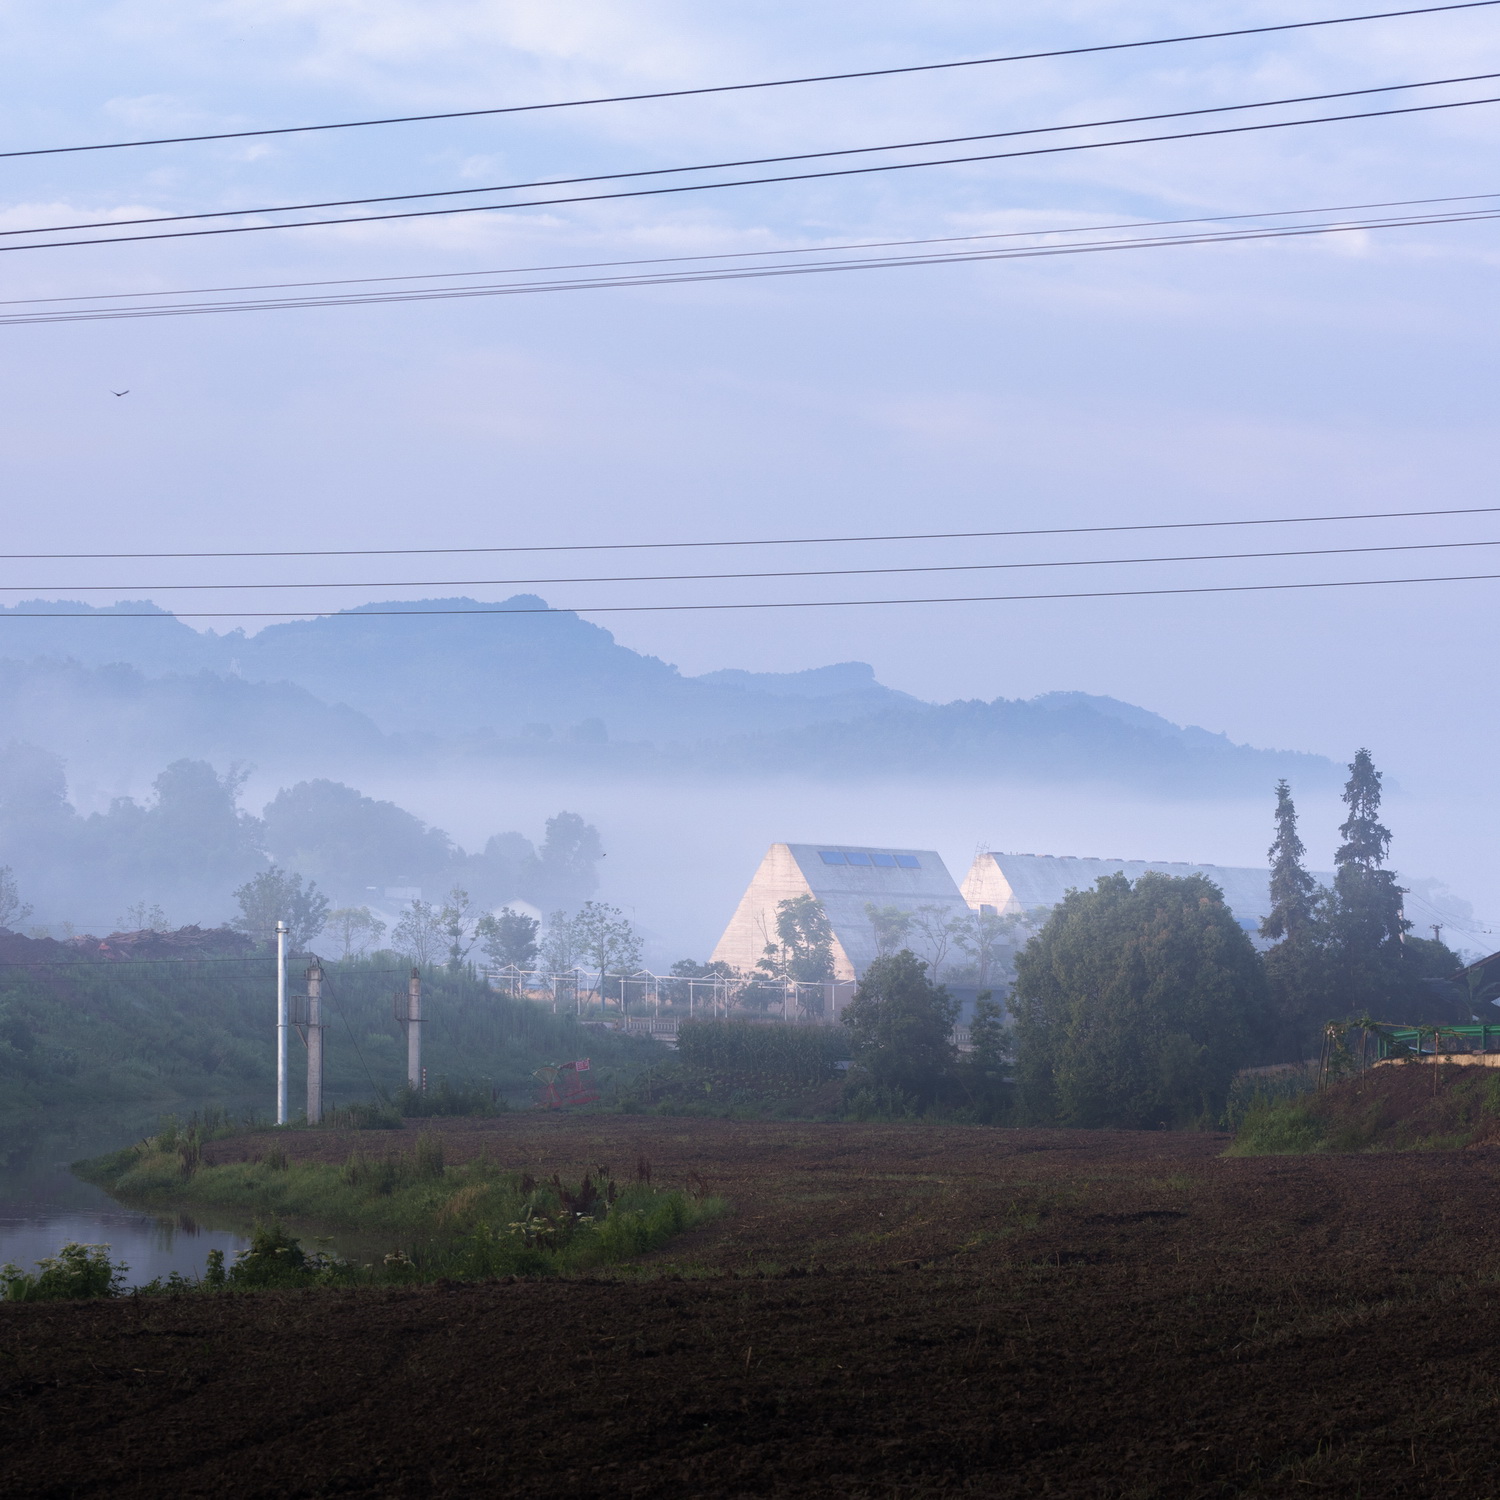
left=1262, top=781, right=1318, bottom=942
left=1329, top=748, right=1409, bottom=1014
left=1259, top=781, right=1331, bottom=1059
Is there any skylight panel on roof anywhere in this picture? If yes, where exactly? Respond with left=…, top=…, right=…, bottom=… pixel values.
left=896, top=855, right=921, bottom=869
left=845, top=852, right=872, bottom=866
left=871, top=853, right=896, bottom=868
left=819, top=850, right=846, bottom=864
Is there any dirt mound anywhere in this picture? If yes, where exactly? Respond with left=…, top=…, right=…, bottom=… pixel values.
left=0, top=923, right=259, bottom=966
left=1238, top=1059, right=1500, bottom=1153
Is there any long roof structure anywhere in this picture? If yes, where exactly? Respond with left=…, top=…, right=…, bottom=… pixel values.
left=960, top=851, right=1329, bottom=930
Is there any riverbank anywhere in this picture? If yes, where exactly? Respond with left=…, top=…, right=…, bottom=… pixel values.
left=71, top=1118, right=724, bottom=1285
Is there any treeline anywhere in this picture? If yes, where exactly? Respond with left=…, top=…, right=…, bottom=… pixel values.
left=0, top=741, right=603, bottom=928
left=0, top=931, right=648, bottom=1128
left=836, top=749, right=1473, bottom=1130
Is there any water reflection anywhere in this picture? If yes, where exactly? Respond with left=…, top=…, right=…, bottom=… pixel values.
left=0, top=1109, right=253, bottom=1290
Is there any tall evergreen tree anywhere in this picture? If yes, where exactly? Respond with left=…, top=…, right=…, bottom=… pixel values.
left=1262, top=781, right=1317, bottom=942
left=1329, top=748, right=1409, bottom=1014
left=1260, top=781, right=1331, bottom=1059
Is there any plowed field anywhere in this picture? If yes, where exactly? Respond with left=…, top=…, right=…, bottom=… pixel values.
left=7, top=1115, right=1500, bottom=1497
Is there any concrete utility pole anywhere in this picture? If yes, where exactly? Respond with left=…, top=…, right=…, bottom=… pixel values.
left=406, top=967, right=422, bottom=1090
left=305, top=961, right=324, bottom=1125
left=275, top=920, right=289, bottom=1126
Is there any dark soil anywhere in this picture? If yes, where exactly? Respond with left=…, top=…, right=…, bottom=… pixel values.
left=9, top=1115, right=1500, bottom=1497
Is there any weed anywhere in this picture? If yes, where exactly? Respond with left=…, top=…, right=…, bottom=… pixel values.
left=1, top=1242, right=127, bottom=1301
left=74, top=1132, right=727, bottom=1297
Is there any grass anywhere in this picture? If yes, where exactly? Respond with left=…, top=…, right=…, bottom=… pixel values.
left=1228, top=1063, right=1500, bottom=1155
left=0, top=951, right=660, bottom=1134
left=71, top=1122, right=726, bottom=1294
left=673, top=1019, right=847, bottom=1082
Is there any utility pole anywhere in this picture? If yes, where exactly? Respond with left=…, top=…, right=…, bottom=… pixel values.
left=406, top=967, right=422, bottom=1090
left=275, top=920, right=289, bottom=1126
left=305, top=961, right=324, bottom=1125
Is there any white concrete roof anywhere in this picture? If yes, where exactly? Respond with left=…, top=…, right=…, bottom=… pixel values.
left=961, top=851, right=1331, bottom=928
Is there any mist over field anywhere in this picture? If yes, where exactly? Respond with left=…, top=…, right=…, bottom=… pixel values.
left=0, top=598, right=1483, bottom=964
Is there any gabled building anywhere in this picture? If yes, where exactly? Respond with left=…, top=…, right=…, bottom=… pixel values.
left=711, top=842, right=971, bottom=981
left=960, top=851, right=1312, bottom=936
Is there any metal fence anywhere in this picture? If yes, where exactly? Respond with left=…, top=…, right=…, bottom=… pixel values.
left=484, top=966, right=858, bottom=1022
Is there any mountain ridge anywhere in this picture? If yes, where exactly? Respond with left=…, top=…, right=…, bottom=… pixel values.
left=0, top=596, right=1338, bottom=794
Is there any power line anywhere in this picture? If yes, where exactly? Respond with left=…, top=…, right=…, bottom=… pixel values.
left=6, top=188, right=1495, bottom=310
left=13, top=71, right=1494, bottom=240
left=8, top=91, right=1500, bottom=255
left=9, top=535, right=1500, bottom=593
left=7, top=0, right=1496, bottom=160
left=0, top=504, right=1491, bottom=563
left=4, top=199, right=1498, bottom=323
left=2, top=571, right=1500, bottom=618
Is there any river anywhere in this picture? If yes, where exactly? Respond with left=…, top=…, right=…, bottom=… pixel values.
left=0, top=1110, right=252, bottom=1290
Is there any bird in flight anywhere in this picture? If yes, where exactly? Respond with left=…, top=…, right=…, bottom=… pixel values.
left=111, top=389, right=129, bottom=397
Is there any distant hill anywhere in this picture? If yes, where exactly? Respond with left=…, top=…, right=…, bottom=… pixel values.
left=0, top=596, right=1339, bottom=794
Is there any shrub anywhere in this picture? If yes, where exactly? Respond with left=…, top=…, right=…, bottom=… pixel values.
left=840, top=952, right=958, bottom=1109
left=675, top=1019, right=845, bottom=1082
left=397, top=1078, right=500, bottom=1117
left=2, top=1243, right=127, bottom=1301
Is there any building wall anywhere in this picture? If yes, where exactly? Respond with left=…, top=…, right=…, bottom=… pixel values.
left=711, top=842, right=969, bottom=981
left=710, top=843, right=859, bottom=980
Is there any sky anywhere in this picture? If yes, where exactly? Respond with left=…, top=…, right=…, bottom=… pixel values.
left=1, top=0, right=1499, bottom=941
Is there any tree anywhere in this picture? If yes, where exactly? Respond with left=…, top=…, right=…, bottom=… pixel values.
left=538, top=911, right=580, bottom=973
left=260, top=780, right=453, bottom=897
left=755, top=894, right=835, bottom=983
left=951, top=907, right=1026, bottom=988
left=476, top=907, right=540, bottom=969
left=1328, top=749, right=1409, bottom=1014
left=571, top=901, right=643, bottom=978
left=391, top=898, right=443, bottom=966
left=525, top=813, right=605, bottom=909
left=231, top=866, right=330, bottom=949
left=1011, top=872, right=1266, bottom=1129
left=436, top=887, right=483, bottom=971
left=864, top=903, right=913, bottom=959
left=957, top=993, right=1010, bottom=1122
left=907, top=904, right=967, bottom=981
left=0, top=866, right=31, bottom=931
left=119, top=901, right=168, bottom=933
left=840, top=951, right=960, bottom=1109
left=1259, top=780, right=1332, bottom=1059
left=670, top=958, right=735, bottom=980
left=326, top=906, right=386, bottom=960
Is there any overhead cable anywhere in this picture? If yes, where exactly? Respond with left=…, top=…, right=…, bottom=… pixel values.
left=3, top=199, right=1498, bottom=321
left=7, top=535, right=1500, bottom=592
left=7, top=91, right=1500, bottom=254
left=3, top=188, right=1495, bottom=310
left=12, top=71, right=1496, bottom=241
left=0, top=504, right=1493, bottom=562
left=6, top=0, right=1497, bottom=160
left=0, top=571, right=1499, bottom=617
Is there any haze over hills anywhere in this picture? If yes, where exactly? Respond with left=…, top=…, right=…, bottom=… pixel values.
left=0, top=596, right=1335, bottom=795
